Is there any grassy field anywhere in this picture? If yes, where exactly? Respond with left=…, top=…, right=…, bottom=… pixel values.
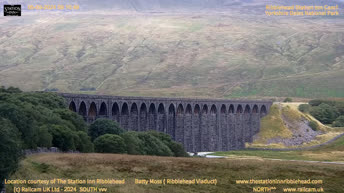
left=0, top=10, right=343, bottom=98
left=6, top=153, right=344, bottom=193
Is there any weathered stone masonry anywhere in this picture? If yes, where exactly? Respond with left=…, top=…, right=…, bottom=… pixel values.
left=61, top=93, right=272, bottom=152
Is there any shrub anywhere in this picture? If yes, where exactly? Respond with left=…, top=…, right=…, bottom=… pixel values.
left=169, top=142, right=189, bottom=157
left=283, top=97, right=293, bottom=102
left=49, top=125, right=76, bottom=151
left=310, top=103, right=339, bottom=124
left=94, top=134, right=126, bottom=153
left=0, top=118, right=22, bottom=189
left=146, top=130, right=188, bottom=157
left=89, top=119, right=125, bottom=141
left=333, top=116, right=344, bottom=127
left=120, top=131, right=145, bottom=155
left=75, top=131, right=94, bottom=153
left=308, top=120, right=319, bottom=131
left=138, top=132, right=173, bottom=156
left=309, top=99, right=336, bottom=107
left=298, top=104, right=311, bottom=113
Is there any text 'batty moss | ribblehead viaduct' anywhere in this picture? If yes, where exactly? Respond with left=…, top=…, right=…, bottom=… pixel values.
left=61, top=93, right=272, bottom=152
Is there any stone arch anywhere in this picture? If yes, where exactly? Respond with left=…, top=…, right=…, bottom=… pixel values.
left=209, top=104, right=217, bottom=151
left=252, top=104, right=260, bottom=136
left=177, top=104, right=184, bottom=114
left=202, top=104, right=208, bottom=114
left=201, top=104, right=208, bottom=151
left=185, top=104, right=192, bottom=114
left=168, top=104, right=176, bottom=139
left=260, top=105, right=267, bottom=115
left=140, top=103, right=148, bottom=131
left=221, top=104, right=226, bottom=114
left=236, top=105, right=243, bottom=114
left=194, top=104, right=200, bottom=114
left=185, top=104, right=192, bottom=152
left=88, top=102, right=97, bottom=121
left=220, top=104, right=227, bottom=151
left=121, top=102, right=129, bottom=130
left=69, top=101, right=77, bottom=112
left=243, top=104, right=251, bottom=142
left=112, top=102, right=120, bottom=123
left=193, top=104, right=201, bottom=152
left=148, top=103, right=157, bottom=131
left=157, top=103, right=166, bottom=132
left=244, top=104, right=251, bottom=114
left=99, top=102, right=107, bottom=117
left=227, top=104, right=235, bottom=149
left=235, top=104, right=244, bottom=148
left=176, top=104, right=184, bottom=145
left=130, top=103, right=138, bottom=131
left=158, top=103, right=165, bottom=114
left=252, top=105, right=259, bottom=113
left=228, top=104, right=234, bottom=114
left=78, top=101, right=87, bottom=119
left=210, top=104, right=217, bottom=114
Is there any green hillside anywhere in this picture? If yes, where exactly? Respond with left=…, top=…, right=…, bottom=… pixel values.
left=0, top=11, right=343, bottom=98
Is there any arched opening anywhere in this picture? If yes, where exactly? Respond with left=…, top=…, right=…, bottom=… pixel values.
left=194, top=104, right=200, bottom=115
left=185, top=104, right=192, bottom=114
left=260, top=105, right=267, bottom=115
left=176, top=104, right=184, bottom=145
left=140, top=103, right=148, bottom=131
left=228, top=104, right=234, bottom=114
left=193, top=104, right=201, bottom=152
left=236, top=104, right=244, bottom=148
left=121, top=103, right=129, bottom=130
left=185, top=104, right=192, bottom=152
left=148, top=103, right=156, bottom=131
left=221, top=104, right=226, bottom=114
left=78, top=101, right=87, bottom=119
left=112, top=102, right=120, bottom=123
left=122, top=103, right=129, bottom=115
left=236, top=105, right=243, bottom=114
left=209, top=104, right=217, bottom=151
left=130, top=103, right=138, bottom=131
left=177, top=104, right=184, bottom=115
left=220, top=104, right=227, bottom=151
left=168, top=104, right=176, bottom=139
left=244, top=105, right=250, bottom=114
left=157, top=103, right=165, bottom=132
left=201, top=104, right=208, bottom=151
left=252, top=104, right=260, bottom=136
left=88, top=102, right=97, bottom=118
left=210, top=105, right=217, bottom=115
left=158, top=103, right=165, bottom=114
left=69, top=101, right=77, bottom=112
left=202, top=105, right=208, bottom=114
left=99, top=102, right=107, bottom=117
left=244, top=104, right=251, bottom=142
left=252, top=105, right=258, bottom=113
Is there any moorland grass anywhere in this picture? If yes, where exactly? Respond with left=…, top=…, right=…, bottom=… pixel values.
left=6, top=153, right=344, bottom=193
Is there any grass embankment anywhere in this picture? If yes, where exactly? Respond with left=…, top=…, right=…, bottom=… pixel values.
left=212, top=135, right=344, bottom=162
left=250, top=103, right=343, bottom=148
left=6, top=153, right=344, bottom=193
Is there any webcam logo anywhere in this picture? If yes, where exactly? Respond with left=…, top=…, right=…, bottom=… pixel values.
left=4, top=5, right=21, bottom=16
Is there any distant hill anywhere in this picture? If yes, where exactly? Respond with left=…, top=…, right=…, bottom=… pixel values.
left=0, top=0, right=343, bottom=98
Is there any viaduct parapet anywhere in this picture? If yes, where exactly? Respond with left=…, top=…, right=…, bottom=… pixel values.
left=60, top=93, right=272, bottom=152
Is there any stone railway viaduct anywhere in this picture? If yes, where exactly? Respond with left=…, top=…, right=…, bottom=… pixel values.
left=61, top=93, right=272, bottom=152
